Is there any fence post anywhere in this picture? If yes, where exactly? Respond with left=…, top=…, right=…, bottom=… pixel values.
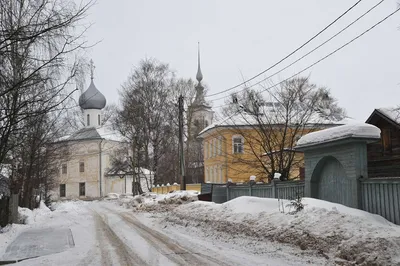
left=271, top=179, right=276, bottom=198
left=249, top=184, right=252, bottom=196
left=357, top=177, right=364, bottom=210
left=226, top=185, right=230, bottom=201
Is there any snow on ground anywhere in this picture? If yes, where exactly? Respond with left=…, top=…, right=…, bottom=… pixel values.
left=163, top=196, right=400, bottom=265
left=2, top=195, right=399, bottom=265
left=115, top=190, right=199, bottom=211
left=0, top=200, right=96, bottom=265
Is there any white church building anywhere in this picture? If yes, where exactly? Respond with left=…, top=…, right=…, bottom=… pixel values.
left=52, top=63, right=144, bottom=200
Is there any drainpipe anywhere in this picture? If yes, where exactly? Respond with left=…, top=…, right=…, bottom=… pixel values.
left=222, top=135, right=228, bottom=183
left=99, top=139, right=104, bottom=198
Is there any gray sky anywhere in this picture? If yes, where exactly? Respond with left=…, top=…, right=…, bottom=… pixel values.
left=81, top=0, right=400, bottom=121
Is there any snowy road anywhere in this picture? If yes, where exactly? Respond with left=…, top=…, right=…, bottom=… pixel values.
left=2, top=201, right=276, bottom=266
left=90, top=204, right=240, bottom=266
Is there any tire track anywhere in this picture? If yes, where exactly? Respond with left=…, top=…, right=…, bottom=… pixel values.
left=102, top=206, right=231, bottom=266
left=92, top=210, right=148, bottom=266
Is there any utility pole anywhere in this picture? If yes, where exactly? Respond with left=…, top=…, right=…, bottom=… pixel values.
left=178, top=95, right=186, bottom=190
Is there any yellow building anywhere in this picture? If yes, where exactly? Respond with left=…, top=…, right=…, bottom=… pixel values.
left=198, top=110, right=348, bottom=183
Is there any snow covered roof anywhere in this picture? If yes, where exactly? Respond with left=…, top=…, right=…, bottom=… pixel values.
left=199, top=107, right=356, bottom=138
left=377, top=108, right=400, bottom=124
left=106, top=162, right=154, bottom=177
left=296, top=123, right=381, bottom=148
left=366, top=107, right=400, bottom=127
left=56, top=123, right=126, bottom=143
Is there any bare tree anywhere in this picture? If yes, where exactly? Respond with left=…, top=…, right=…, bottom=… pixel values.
left=222, top=77, right=346, bottom=181
left=113, top=58, right=178, bottom=187
left=0, top=0, right=94, bottom=207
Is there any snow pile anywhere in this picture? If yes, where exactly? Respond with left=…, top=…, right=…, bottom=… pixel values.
left=18, top=207, right=34, bottom=224
left=165, top=196, right=400, bottom=265
left=104, top=193, right=120, bottom=200
left=118, top=190, right=199, bottom=211
left=17, top=201, right=53, bottom=224
left=296, top=123, right=381, bottom=147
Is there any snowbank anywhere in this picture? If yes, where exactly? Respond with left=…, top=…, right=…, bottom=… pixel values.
left=17, top=201, right=53, bottom=225
left=166, top=196, right=400, bottom=265
left=297, top=123, right=381, bottom=147
left=118, top=190, right=199, bottom=211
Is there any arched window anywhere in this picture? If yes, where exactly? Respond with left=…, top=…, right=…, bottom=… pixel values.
left=98, top=114, right=101, bottom=126
left=87, top=114, right=90, bottom=126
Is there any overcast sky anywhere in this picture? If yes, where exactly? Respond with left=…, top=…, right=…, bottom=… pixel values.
left=81, top=0, right=400, bottom=121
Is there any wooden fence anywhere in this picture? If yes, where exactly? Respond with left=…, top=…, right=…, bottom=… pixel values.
left=360, top=178, right=400, bottom=225
left=211, top=181, right=305, bottom=203
left=212, top=178, right=400, bottom=225
left=152, top=183, right=201, bottom=194
left=224, top=180, right=305, bottom=202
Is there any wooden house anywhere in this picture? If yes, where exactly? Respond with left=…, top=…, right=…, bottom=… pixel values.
left=366, top=108, right=400, bottom=177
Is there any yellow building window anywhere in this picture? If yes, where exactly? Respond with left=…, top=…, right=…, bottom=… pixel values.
left=233, top=136, right=244, bottom=154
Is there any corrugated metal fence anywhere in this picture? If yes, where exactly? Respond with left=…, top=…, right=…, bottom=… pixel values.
left=360, top=178, right=400, bottom=225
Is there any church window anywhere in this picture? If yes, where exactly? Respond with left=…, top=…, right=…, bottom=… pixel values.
left=62, top=164, right=67, bottom=174
left=98, top=114, right=101, bottom=126
left=60, top=184, right=66, bottom=197
left=79, top=182, right=85, bottom=196
left=79, top=162, right=85, bottom=173
left=87, top=114, right=90, bottom=126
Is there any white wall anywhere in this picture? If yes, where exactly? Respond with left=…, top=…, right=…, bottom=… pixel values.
left=53, top=139, right=126, bottom=200
left=83, top=109, right=102, bottom=127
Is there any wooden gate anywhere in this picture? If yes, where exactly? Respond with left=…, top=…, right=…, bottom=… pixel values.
left=312, top=156, right=353, bottom=206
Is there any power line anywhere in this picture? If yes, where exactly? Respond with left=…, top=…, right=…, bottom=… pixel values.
left=212, top=4, right=400, bottom=109
left=205, top=0, right=363, bottom=98
left=210, top=0, right=384, bottom=103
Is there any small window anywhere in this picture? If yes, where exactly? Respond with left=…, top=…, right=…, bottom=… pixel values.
left=205, top=121, right=209, bottom=127
left=382, top=128, right=392, bottom=153
left=98, top=114, right=101, bottom=126
left=62, top=164, right=67, bottom=174
left=79, top=162, right=84, bottom=173
left=218, top=137, right=222, bottom=155
left=60, top=184, right=66, bottom=197
left=233, top=136, right=244, bottom=154
left=79, top=182, right=85, bottom=196
left=87, top=114, right=90, bottom=126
